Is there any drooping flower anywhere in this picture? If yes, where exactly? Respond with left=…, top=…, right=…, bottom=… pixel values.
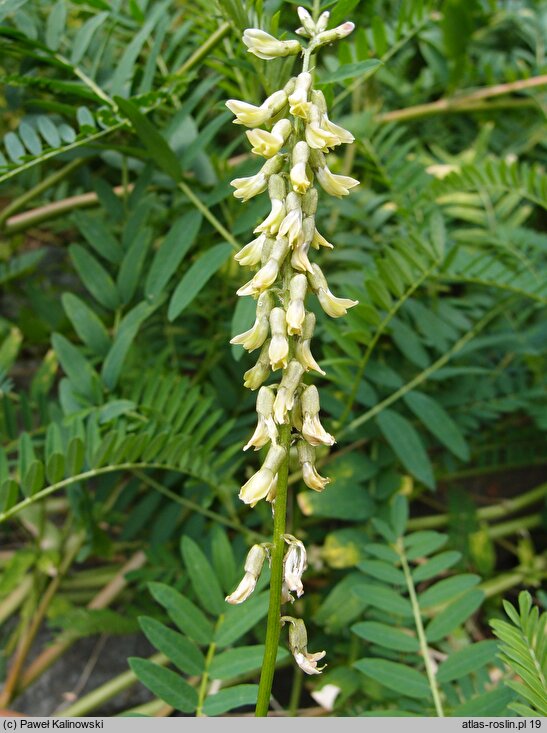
left=283, top=535, right=307, bottom=597
left=226, top=544, right=267, bottom=604
left=239, top=444, right=286, bottom=506
left=288, top=72, right=313, bottom=119
left=244, top=386, right=278, bottom=450
left=286, top=273, right=307, bottom=335
left=301, top=385, right=335, bottom=446
left=290, top=141, right=311, bottom=193
left=297, top=440, right=330, bottom=491
left=243, top=29, right=301, bottom=60
left=269, top=306, right=290, bottom=371
left=234, top=234, right=267, bottom=267
left=226, top=90, right=287, bottom=127
left=286, top=617, right=326, bottom=675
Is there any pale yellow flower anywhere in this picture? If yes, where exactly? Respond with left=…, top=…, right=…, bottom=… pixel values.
left=246, top=119, right=292, bottom=158
left=243, top=29, right=301, bottom=60
left=315, top=166, right=359, bottom=197
left=288, top=72, right=312, bottom=119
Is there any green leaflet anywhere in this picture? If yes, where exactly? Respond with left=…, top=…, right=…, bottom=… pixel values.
left=139, top=617, right=205, bottom=676
left=128, top=658, right=197, bottom=714
left=145, top=211, right=202, bottom=300
left=148, top=582, right=213, bottom=645
left=404, top=390, right=469, bottom=461
left=180, top=536, right=225, bottom=616
left=202, top=685, right=259, bottom=716
left=168, top=243, right=232, bottom=321
left=436, top=640, right=499, bottom=683
left=354, top=659, right=430, bottom=700
left=376, top=408, right=435, bottom=489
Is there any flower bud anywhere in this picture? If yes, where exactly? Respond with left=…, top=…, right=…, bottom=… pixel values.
left=302, top=189, right=318, bottom=217
left=283, top=535, right=307, bottom=597
left=288, top=72, right=312, bottom=119
left=316, top=10, right=330, bottom=33
left=243, top=28, right=302, bottom=60
left=243, top=341, right=271, bottom=390
left=225, top=544, right=267, bottom=604
left=244, top=386, right=278, bottom=450
left=285, top=617, right=326, bottom=675
left=301, top=385, right=335, bottom=446
left=297, top=440, right=330, bottom=491
left=310, top=22, right=355, bottom=50
left=286, top=273, right=307, bottom=335
left=297, top=6, right=315, bottom=34
left=269, top=307, right=289, bottom=370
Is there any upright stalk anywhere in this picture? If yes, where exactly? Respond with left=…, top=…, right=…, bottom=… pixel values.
left=224, top=8, right=359, bottom=716
left=255, top=424, right=291, bottom=716
left=398, top=541, right=444, bottom=717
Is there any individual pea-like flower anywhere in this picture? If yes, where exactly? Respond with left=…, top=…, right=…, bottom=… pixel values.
left=317, top=288, right=358, bottom=318
left=305, top=105, right=340, bottom=150
left=273, top=360, right=305, bottom=424
left=301, top=385, right=335, bottom=446
left=238, top=238, right=290, bottom=296
left=243, top=29, right=302, bottom=60
left=279, top=192, right=304, bottom=247
left=285, top=617, right=326, bottom=675
left=310, top=21, right=355, bottom=51
left=297, top=441, right=330, bottom=492
left=286, top=273, right=307, bottom=335
left=234, top=234, right=267, bottom=267
left=226, top=544, right=267, bottom=604
left=231, top=291, right=273, bottom=351
left=231, top=155, right=283, bottom=201
left=310, top=89, right=355, bottom=144
left=254, top=174, right=286, bottom=235
left=226, top=90, right=288, bottom=127
left=288, top=72, right=312, bottom=119
left=295, top=312, right=325, bottom=375
left=283, top=535, right=307, bottom=598
left=243, top=341, right=271, bottom=390
left=246, top=119, right=292, bottom=158
left=230, top=171, right=268, bottom=201
left=291, top=241, right=313, bottom=273
left=239, top=444, right=286, bottom=506
left=311, top=150, right=358, bottom=197
left=244, top=386, right=278, bottom=451
left=308, top=263, right=358, bottom=318
left=255, top=200, right=286, bottom=235
left=290, top=141, right=311, bottom=193
left=269, top=306, right=289, bottom=370
left=312, top=227, right=333, bottom=249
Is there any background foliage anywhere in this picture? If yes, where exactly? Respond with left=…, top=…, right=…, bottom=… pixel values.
left=0, top=0, right=545, bottom=717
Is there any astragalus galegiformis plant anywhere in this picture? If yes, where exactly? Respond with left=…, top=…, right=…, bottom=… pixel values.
left=224, top=6, right=358, bottom=716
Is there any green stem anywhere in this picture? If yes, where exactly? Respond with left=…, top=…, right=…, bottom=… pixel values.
left=255, top=423, right=291, bottom=717
left=338, top=263, right=437, bottom=427
left=177, top=180, right=241, bottom=251
left=288, top=667, right=303, bottom=716
left=174, top=22, right=231, bottom=77
left=0, top=159, right=83, bottom=228
left=406, top=483, right=547, bottom=531
left=398, top=541, right=444, bottom=717
left=196, top=616, right=223, bottom=716
left=0, top=460, right=226, bottom=525
left=58, top=653, right=168, bottom=717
